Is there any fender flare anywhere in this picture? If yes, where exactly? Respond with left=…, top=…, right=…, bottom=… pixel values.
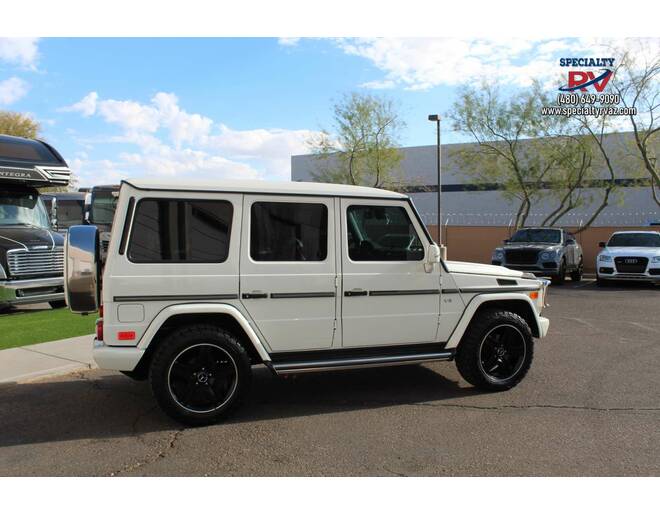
left=137, top=303, right=272, bottom=362
left=445, top=293, right=541, bottom=349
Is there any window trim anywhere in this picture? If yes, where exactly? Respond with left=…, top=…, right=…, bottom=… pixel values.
left=126, top=197, right=234, bottom=264
left=248, top=199, right=330, bottom=263
left=345, top=202, right=426, bottom=263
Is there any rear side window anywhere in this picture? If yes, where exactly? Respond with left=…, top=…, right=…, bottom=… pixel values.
left=128, top=199, right=233, bottom=263
left=251, top=202, right=327, bottom=261
left=347, top=204, right=424, bottom=261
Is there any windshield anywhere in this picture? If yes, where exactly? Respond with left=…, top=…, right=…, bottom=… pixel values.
left=90, top=191, right=118, bottom=225
left=510, top=229, right=561, bottom=244
left=608, top=233, right=660, bottom=247
left=57, top=199, right=85, bottom=226
left=0, top=190, right=51, bottom=229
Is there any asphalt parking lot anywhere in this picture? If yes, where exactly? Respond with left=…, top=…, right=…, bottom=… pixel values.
left=0, top=279, right=658, bottom=476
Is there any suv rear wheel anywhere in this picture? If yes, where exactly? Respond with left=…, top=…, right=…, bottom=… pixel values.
left=149, top=324, right=251, bottom=426
left=570, top=258, right=583, bottom=282
left=456, top=309, right=534, bottom=391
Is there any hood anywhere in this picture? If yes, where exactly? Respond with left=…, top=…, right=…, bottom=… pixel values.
left=0, top=226, right=64, bottom=251
left=600, top=246, right=660, bottom=258
left=445, top=260, right=526, bottom=278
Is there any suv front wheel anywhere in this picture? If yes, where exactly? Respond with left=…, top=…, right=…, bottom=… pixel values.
left=149, top=325, right=252, bottom=426
left=456, top=309, right=534, bottom=391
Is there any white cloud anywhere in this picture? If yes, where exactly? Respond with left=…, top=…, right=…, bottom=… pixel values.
left=63, top=91, right=321, bottom=185
left=0, top=76, right=28, bottom=105
left=0, top=38, right=39, bottom=68
left=60, top=91, right=98, bottom=116
left=278, top=37, right=301, bottom=47
left=335, top=37, right=660, bottom=91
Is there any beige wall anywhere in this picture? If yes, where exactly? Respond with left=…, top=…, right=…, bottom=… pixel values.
left=427, top=225, right=659, bottom=273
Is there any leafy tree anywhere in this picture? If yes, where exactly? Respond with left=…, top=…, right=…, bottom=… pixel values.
left=308, top=92, right=406, bottom=189
left=0, top=110, right=40, bottom=138
left=448, top=81, right=604, bottom=231
left=610, top=42, right=660, bottom=206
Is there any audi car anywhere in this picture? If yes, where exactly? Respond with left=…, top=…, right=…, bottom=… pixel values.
left=596, top=231, right=660, bottom=286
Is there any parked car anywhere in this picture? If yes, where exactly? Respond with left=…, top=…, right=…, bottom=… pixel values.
left=596, top=231, right=660, bottom=286
left=42, top=192, right=86, bottom=234
left=86, top=184, right=119, bottom=261
left=0, top=135, right=71, bottom=310
left=491, top=227, right=583, bottom=284
left=64, top=179, right=551, bottom=425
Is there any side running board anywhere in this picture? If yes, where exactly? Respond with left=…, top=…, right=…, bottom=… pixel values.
left=268, top=345, right=454, bottom=375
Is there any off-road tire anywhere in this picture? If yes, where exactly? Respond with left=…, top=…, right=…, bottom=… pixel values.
left=149, top=324, right=251, bottom=426
left=553, top=259, right=566, bottom=285
left=49, top=300, right=67, bottom=309
left=455, top=308, right=534, bottom=391
left=570, top=258, right=583, bottom=282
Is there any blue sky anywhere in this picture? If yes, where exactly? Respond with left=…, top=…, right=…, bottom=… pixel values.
left=0, top=37, right=655, bottom=186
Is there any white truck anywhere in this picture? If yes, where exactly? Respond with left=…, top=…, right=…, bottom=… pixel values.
left=65, top=179, right=550, bottom=425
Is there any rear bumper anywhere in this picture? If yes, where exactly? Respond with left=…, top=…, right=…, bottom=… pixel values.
left=93, top=338, right=144, bottom=371
left=0, top=276, right=64, bottom=306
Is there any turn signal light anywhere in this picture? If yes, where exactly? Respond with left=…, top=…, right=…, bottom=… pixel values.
left=529, top=291, right=539, bottom=300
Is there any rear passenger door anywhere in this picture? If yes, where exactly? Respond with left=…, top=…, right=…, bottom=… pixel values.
left=239, top=196, right=337, bottom=352
left=340, top=199, right=440, bottom=348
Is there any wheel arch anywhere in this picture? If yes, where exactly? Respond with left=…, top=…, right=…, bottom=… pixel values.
left=130, top=303, right=271, bottom=379
left=446, top=293, right=541, bottom=349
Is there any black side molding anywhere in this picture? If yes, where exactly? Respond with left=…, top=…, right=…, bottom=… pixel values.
left=270, top=292, right=336, bottom=299
left=113, top=293, right=238, bottom=302
left=369, top=289, right=440, bottom=296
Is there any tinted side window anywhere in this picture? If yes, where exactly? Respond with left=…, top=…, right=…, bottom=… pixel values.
left=128, top=199, right=233, bottom=263
left=347, top=205, right=424, bottom=261
left=251, top=202, right=327, bottom=261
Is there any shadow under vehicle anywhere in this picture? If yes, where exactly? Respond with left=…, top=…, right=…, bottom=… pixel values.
left=0, top=134, right=71, bottom=311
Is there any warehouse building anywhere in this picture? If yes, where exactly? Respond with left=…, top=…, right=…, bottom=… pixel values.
left=291, top=132, right=659, bottom=270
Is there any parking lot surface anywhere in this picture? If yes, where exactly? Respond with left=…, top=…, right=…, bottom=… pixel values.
left=0, top=280, right=658, bottom=476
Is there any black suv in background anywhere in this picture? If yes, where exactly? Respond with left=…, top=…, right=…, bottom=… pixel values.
left=0, top=135, right=71, bottom=310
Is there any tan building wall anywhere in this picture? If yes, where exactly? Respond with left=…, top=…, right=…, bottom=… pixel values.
left=427, top=225, right=659, bottom=273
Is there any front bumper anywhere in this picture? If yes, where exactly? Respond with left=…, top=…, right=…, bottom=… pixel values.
left=538, top=316, right=550, bottom=338
left=93, top=338, right=144, bottom=371
left=0, top=276, right=65, bottom=306
left=597, top=267, right=660, bottom=283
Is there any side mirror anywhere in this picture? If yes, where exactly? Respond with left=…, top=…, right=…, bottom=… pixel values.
left=425, top=244, right=441, bottom=273
left=50, top=198, right=58, bottom=231
left=599, top=241, right=606, bottom=248
left=428, top=244, right=441, bottom=264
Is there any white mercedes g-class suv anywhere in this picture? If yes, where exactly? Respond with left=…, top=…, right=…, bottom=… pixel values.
left=65, top=179, right=550, bottom=425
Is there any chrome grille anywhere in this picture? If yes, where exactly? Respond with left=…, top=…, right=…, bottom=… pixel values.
left=6, top=247, right=64, bottom=278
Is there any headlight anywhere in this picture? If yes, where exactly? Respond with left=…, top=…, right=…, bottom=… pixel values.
left=540, top=251, right=555, bottom=260
left=493, top=250, right=504, bottom=260
left=599, top=254, right=612, bottom=262
left=0, top=264, right=6, bottom=279
left=652, top=256, right=660, bottom=263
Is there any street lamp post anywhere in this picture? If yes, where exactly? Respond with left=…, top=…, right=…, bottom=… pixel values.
left=428, top=114, right=443, bottom=252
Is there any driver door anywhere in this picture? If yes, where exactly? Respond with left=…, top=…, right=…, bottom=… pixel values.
left=340, top=198, right=440, bottom=348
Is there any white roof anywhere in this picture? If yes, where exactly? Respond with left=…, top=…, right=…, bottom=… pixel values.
left=123, top=178, right=407, bottom=199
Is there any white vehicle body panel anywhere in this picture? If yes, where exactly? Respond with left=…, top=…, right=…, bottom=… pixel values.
left=93, top=179, right=549, bottom=373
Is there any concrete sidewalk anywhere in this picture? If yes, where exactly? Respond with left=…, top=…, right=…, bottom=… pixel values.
left=0, top=335, right=95, bottom=384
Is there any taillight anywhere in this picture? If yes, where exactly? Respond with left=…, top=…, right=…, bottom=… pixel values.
left=96, top=318, right=104, bottom=341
